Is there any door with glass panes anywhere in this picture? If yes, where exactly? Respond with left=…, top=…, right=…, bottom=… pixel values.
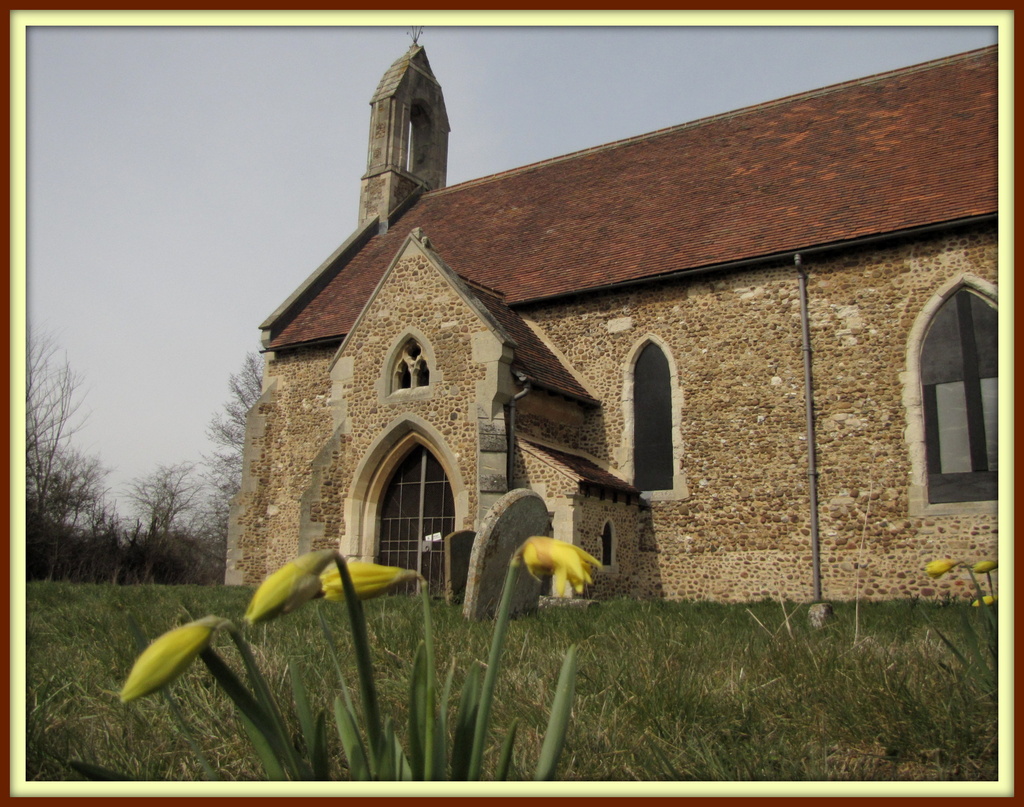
left=377, top=445, right=455, bottom=596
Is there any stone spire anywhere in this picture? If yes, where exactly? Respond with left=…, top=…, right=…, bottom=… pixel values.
left=358, top=45, right=450, bottom=228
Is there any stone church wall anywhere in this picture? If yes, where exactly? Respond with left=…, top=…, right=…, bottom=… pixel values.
left=520, top=223, right=999, bottom=603
left=233, top=225, right=998, bottom=602
left=227, top=344, right=337, bottom=584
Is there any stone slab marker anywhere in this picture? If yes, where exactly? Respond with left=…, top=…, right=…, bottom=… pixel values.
left=444, top=530, right=476, bottom=604
left=462, top=489, right=550, bottom=621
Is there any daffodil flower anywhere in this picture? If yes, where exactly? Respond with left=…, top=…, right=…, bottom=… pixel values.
left=120, top=615, right=230, bottom=703
left=516, top=536, right=601, bottom=598
left=973, top=560, right=998, bottom=574
left=925, top=558, right=960, bottom=579
left=972, top=595, right=997, bottom=607
left=320, top=560, right=422, bottom=602
left=244, top=549, right=338, bottom=625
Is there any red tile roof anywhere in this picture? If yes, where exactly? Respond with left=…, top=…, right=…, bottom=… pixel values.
left=469, top=282, right=599, bottom=405
left=267, top=46, right=996, bottom=351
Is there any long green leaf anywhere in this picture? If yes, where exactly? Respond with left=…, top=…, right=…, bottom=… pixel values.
left=450, top=663, right=481, bottom=780
left=333, top=695, right=370, bottom=780
left=67, top=760, right=136, bottom=781
left=467, top=560, right=522, bottom=780
left=420, top=585, right=437, bottom=780
left=407, top=642, right=428, bottom=778
left=434, top=658, right=457, bottom=781
left=238, top=710, right=287, bottom=780
left=288, top=660, right=315, bottom=745
left=288, top=658, right=330, bottom=779
left=312, top=711, right=330, bottom=780
left=494, top=719, right=519, bottom=781
left=534, top=644, right=578, bottom=780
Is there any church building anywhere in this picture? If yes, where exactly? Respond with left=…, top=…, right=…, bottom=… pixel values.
left=227, top=44, right=999, bottom=603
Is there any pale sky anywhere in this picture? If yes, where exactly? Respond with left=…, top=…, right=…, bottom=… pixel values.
left=18, top=12, right=1002, bottom=515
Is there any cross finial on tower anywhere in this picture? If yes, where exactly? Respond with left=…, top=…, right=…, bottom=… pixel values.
left=408, top=27, right=424, bottom=46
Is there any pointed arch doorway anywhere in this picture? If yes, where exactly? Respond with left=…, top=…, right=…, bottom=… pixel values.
left=377, top=444, right=455, bottom=596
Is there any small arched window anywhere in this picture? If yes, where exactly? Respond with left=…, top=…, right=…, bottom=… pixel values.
left=407, top=103, right=432, bottom=174
left=392, top=339, right=430, bottom=392
left=920, top=288, right=997, bottom=503
left=633, top=342, right=674, bottom=491
left=601, top=522, right=614, bottom=567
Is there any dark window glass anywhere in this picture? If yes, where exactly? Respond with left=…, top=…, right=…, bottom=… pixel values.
left=633, top=343, right=674, bottom=491
left=601, top=522, right=614, bottom=566
left=921, top=289, right=997, bottom=503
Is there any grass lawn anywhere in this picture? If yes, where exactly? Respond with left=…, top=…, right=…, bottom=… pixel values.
left=23, top=581, right=999, bottom=783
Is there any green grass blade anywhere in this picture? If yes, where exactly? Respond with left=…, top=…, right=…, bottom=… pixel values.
left=225, top=628, right=311, bottom=780
left=158, top=686, right=221, bottom=781
left=198, top=647, right=279, bottom=750
left=534, top=644, right=578, bottom=781
left=126, top=615, right=220, bottom=781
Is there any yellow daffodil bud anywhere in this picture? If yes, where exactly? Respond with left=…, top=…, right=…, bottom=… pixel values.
left=120, top=615, right=229, bottom=703
left=973, top=560, right=998, bottom=574
left=972, top=595, right=997, bottom=607
left=925, top=558, right=960, bottom=579
left=517, top=536, right=601, bottom=598
left=244, top=549, right=337, bottom=625
left=319, top=560, right=422, bottom=602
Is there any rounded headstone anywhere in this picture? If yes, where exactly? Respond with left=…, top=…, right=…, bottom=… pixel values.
left=462, top=489, right=550, bottom=621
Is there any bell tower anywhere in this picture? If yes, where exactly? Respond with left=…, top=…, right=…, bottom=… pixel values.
left=359, top=45, right=450, bottom=228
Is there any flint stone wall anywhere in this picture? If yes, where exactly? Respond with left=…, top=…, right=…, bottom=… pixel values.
left=520, top=224, right=999, bottom=602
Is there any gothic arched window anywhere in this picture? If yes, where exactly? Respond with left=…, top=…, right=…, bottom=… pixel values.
left=392, top=339, right=431, bottom=392
left=920, top=288, right=998, bottom=503
left=601, top=521, right=615, bottom=567
left=632, top=342, right=674, bottom=491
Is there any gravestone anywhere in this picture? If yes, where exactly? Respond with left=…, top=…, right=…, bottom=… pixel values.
left=444, top=530, right=476, bottom=604
left=462, top=488, right=549, bottom=621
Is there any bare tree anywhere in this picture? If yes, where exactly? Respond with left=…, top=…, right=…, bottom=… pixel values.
left=26, top=328, right=89, bottom=518
left=126, top=461, right=206, bottom=539
left=25, top=329, right=113, bottom=577
left=205, top=351, right=264, bottom=500
left=124, top=461, right=224, bottom=583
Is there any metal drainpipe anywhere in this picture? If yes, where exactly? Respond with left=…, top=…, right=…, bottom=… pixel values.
left=796, top=253, right=823, bottom=602
left=507, top=372, right=532, bottom=490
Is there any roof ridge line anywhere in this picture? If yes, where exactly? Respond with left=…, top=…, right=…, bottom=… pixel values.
left=425, top=45, right=996, bottom=197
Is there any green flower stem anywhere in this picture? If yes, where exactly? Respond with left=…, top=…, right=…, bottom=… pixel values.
left=467, top=558, right=523, bottom=781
